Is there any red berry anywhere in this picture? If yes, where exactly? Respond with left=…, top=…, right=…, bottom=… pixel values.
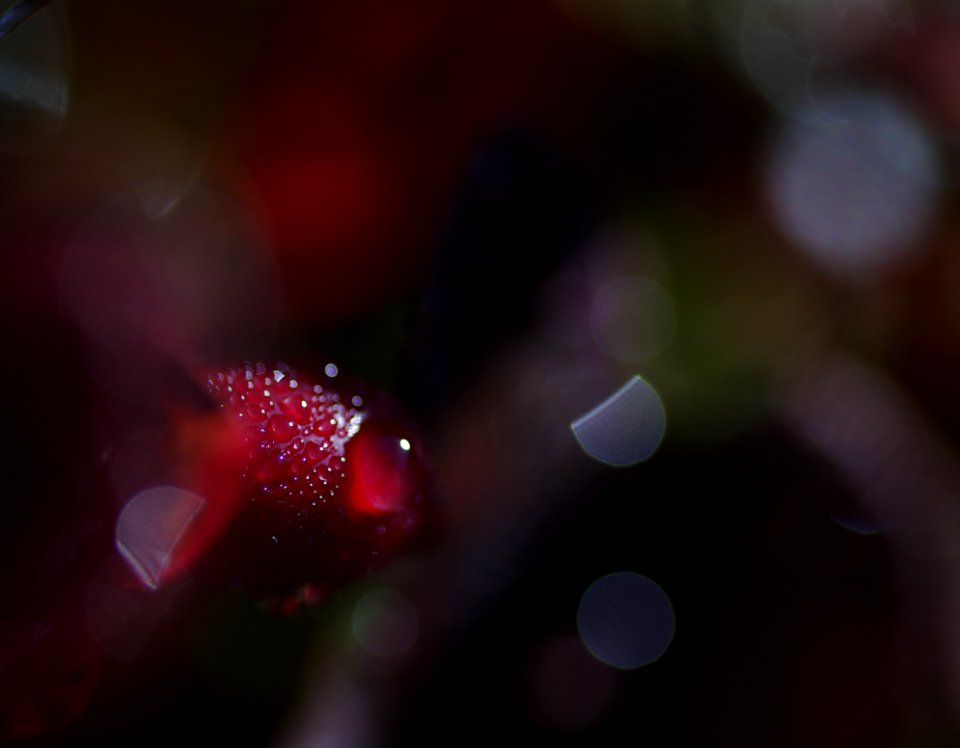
left=155, top=362, right=431, bottom=607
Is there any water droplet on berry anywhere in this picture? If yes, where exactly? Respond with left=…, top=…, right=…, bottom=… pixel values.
left=313, top=417, right=336, bottom=437
left=292, top=456, right=310, bottom=476
left=268, top=415, right=297, bottom=441
left=346, top=420, right=423, bottom=515
left=278, top=394, right=309, bottom=423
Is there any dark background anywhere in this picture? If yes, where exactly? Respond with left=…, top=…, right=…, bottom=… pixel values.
left=1, top=1, right=959, bottom=745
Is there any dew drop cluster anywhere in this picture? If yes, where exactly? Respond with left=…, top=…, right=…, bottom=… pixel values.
left=206, top=362, right=363, bottom=520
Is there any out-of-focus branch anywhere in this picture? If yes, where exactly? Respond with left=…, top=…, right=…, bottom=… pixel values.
left=0, top=0, right=53, bottom=41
